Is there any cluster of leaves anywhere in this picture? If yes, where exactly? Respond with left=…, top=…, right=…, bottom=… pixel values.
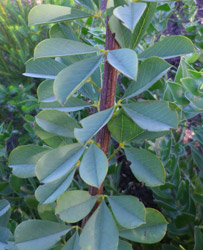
left=0, top=0, right=202, bottom=250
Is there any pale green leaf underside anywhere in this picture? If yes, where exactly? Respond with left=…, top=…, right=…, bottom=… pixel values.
left=34, top=38, right=98, bottom=59
left=123, top=57, right=171, bottom=99
left=107, top=49, right=138, bottom=80
left=139, top=35, right=195, bottom=60
left=75, top=107, right=114, bottom=144
left=120, top=208, right=167, bottom=244
left=113, top=3, right=147, bottom=32
left=24, top=58, right=65, bottom=79
left=125, top=147, right=165, bottom=187
left=9, top=145, right=50, bottom=178
left=54, top=56, right=102, bottom=104
left=79, top=200, right=119, bottom=250
left=108, top=196, right=145, bottom=229
left=28, top=4, right=92, bottom=26
left=36, top=144, right=84, bottom=183
left=123, top=101, right=178, bottom=131
left=56, top=190, right=97, bottom=223
left=39, top=99, right=92, bottom=112
left=15, top=220, right=71, bottom=250
left=79, top=144, right=108, bottom=188
left=35, top=109, right=80, bottom=138
left=35, top=169, right=75, bottom=204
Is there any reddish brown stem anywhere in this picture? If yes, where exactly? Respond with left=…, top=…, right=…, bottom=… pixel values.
left=81, top=18, right=119, bottom=227
left=89, top=17, right=118, bottom=196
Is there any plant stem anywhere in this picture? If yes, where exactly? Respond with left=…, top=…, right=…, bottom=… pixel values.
left=89, top=17, right=118, bottom=196
left=81, top=16, right=119, bottom=227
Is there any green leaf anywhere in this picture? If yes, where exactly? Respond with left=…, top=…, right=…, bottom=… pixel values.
left=34, top=39, right=98, bottom=59
left=190, top=145, right=203, bottom=172
left=185, top=92, right=203, bottom=110
left=192, top=126, right=203, bottom=147
left=113, top=3, right=147, bottom=32
left=37, top=80, right=55, bottom=102
left=50, top=23, right=78, bottom=40
left=24, top=58, right=65, bottom=79
left=62, top=231, right=80, bottom=250
left=38, top=203, right=58, bottom=222
left=194, top=226, right=203, bottom=250
left=174, top=212, right=195, bottom=228
left=168, top=82, right=190, bottom=106
left=139, top=36, right=195, bottom=60
left=0, top=200, right=10, bottom=217
left=79, top=200, right=119, bottom=250
left=54, top=56, right=102, bottom=104
left=0, top=200, right=10, bottom=227
left=107, top=109, right=143, bottom=143
left=28, top=4, right=92, bottom=26
left=108, top=109, right=167, bottom=143
left=118, top=240, right=133, bottom=250
left=120, top=208, right=167, bottom=244
left=79, top=144, right=108, bottom=188
left=109, top=3, right=157, bottom=49
left=181, top=77, right=202, bottom=96
left=123, top=101, right=178, bottom=131
left=123, top=57, right=171, bottom=99
left=39, top=99, right=92, bottom=112
left=35, top=169, right=75, bottom=204
left=36, top=144, right=85, bottom=183
left=125, top=147, right=165, bottom=187
left=34, top=122, right=72, bottom=148
left=75, top=0, right=95, bottom=10
left=35, top=110, right=80, bottom=138
left=56, top=191, right=97, bottom=223
left=15, top=220, right=71, bottom=250
left=0, top=227, right=11, bottom=249
left=37, top=79, right=91, bottom=112
left=75, top=107, right=114, bottom=144
left=108, top=196, right=145, bottom=229
left=107, top=49, right=138, bottom=80
left=92, top=0, right=102, bottom=9
left=9, top=146, right=50, bottom=178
